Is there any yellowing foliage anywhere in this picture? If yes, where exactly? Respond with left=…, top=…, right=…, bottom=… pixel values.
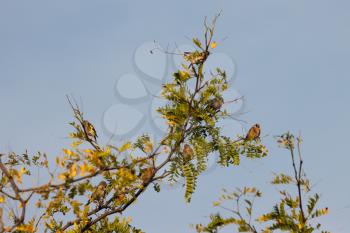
left=63, top=149, right=74, bottom=156
left=119, top=142, right=132, bottom=152
left=70, top=163, right=78, bottom=178
left=16, top=224, right=35, bottom=232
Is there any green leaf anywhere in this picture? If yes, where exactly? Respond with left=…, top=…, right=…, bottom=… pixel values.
left=193, top=38, right=203, bottom=49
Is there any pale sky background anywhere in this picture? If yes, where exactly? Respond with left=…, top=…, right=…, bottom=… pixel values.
left=1, top=1, right=350, bottom=232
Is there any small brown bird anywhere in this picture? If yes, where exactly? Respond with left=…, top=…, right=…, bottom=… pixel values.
left=183, top=144, right=194, bottom=161
left=86, top=181, right=107, bottom=206
left=245, top=124, right=261, bottom=141
left=184, top=51, right=209, bottom=66
left=140, top=167, right=155, bottom=184
left=207, top=96, right=224, bottom=111
left=82, top=120, right=97, bottom=141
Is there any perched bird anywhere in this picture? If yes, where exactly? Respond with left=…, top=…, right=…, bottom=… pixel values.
left=183, top=144, right=194, bottom=161
left=183, top=51, right=209, bottom=66
left=86, top=181, right=107, bottom=206
left=82, top=120, right=97, bottom=141
left=140, top=167, right=155, bottom=184
left=207, top=96, right=224, bottom=112
left=245, top=124, right=261, bottom=141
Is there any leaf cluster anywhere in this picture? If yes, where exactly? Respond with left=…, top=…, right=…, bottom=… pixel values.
left=195, top=133, right=329, bottom=233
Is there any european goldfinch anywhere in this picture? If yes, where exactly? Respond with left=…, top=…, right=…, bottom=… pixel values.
left=82, top=120, right=97, bottom=141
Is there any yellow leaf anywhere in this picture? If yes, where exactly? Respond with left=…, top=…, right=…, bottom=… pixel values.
left=118, top=168, right=136, bottom=181
left=58, top=173, right=66, bottom=181
left=11, top=169, right=22, bottom=183
left=119, top=142, right=132, bottom=152
left=70, top=163, right=77, bottom=178
left=55, top=157, right=60, bottom=165
left=0, top=195, right=5, bottom=203
left=63, top=149, right=74, bottom=156
left=257, top=215, right=270, bottom=222
left=98, top=146, right=111, bottom=157
left=243, top=187, right=257, bottom=194
left=88, top=166, right=96, bottom=174
left=80, top=162, right=87, bottom=176
left=82, top=205, right=90, bottom=217
left=211, top=41, right=217, bottom=49
left=212, top=201, right=220, bottom=206
left=73, top=221, right=79, bottom=230
left=298, top=223, right=303, bottom=229
left=16, top=224, right=35, bottom=232
left=79, top=162, right=95, bottom=176
left=167, top=120, right=177, bottom=126
left=71, top=140, right=83, bottom=148
left=84, top=149, right=93, bottom=154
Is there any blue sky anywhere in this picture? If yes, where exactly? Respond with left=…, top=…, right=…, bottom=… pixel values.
left=0, top=1, right=349, bottom=232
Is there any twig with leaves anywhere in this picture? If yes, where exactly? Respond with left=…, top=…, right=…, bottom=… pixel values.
left=195, top=132, right=330, bottom=233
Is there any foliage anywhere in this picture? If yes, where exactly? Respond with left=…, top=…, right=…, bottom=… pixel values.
left=0, top=15, right=267, bottom=232
left=195, top=133, right=329, bottom=233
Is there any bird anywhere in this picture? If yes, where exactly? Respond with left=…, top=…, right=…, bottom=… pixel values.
left=86, top=181, right=107, bottom=206
left=183, top=51, right=209, bottom=66
left=245, top=124, right=261, bottom=141
left=207, top=96, right=224, bottom=112
left=82, top=120, right=97, bottom=141
left=140, top=167, right=155, bottom=184
left=183, top=144, right=194, bottom=161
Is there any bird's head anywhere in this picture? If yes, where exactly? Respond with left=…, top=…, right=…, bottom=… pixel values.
left=255, top=123, right=260, bottom=128
left=99, top=181, right=107, bottom=188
